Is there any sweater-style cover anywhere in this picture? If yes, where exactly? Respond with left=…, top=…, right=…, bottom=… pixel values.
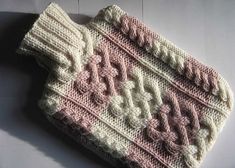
left=17, top=3, right=233, bottom=168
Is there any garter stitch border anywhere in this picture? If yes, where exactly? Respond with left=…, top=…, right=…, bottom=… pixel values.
left=17, top=3, right=233, bottom=168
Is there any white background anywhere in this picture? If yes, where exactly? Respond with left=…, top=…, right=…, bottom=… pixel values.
left=0, top=0, right=234, bottom=168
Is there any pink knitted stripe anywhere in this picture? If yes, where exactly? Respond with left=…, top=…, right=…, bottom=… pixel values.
left=120, top=15, right=158, bottom=39
left=128, top=87, right=207, bottom=167
left=119, top=15, right=220, bottom=96
left=49, top=35, right=134, bottom=145
left=184, top=57, right=219, bottom=93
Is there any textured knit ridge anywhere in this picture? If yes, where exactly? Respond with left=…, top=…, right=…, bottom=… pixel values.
left=17, top=3, right=233, bottom=168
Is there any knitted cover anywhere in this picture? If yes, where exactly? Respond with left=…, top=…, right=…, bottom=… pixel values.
left=17, top=3, right=233, bottom=168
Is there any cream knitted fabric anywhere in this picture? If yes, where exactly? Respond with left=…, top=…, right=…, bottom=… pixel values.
left=17, top=3, right=233, bottom=168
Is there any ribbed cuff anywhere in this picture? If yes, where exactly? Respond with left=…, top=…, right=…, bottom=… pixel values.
left=17, top=2, right=93, bottom=82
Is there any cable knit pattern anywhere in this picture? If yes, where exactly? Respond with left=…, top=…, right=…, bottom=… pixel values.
left=109, top=68, right=163, bottom=129
left=146, top=91, right=201, bottom=167
left=17, top=3, right=233, bottom=168
left=75, top=46, right=128, bottom=105
left=147, top=92, right=200, bottom=154
left=96, top=5, right=233, bottom=109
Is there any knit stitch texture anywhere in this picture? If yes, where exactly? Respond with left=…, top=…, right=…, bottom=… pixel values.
left=17, top=3, right=233, bottom=168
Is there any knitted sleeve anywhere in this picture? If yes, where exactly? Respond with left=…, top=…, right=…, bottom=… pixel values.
left=17, top=3, right=93, bottom=82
